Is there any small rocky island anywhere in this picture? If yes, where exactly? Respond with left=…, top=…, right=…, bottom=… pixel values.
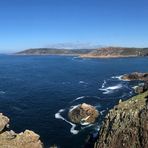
left=0, top=113, right=43, bottom=148
left=68, top=103, right=99, bottom=124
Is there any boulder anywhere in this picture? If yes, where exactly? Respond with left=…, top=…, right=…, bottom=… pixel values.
left=68, top=103, right=99, bottom=124
left=121, top=72, right=148, bottom=81
left=0, top=113, right=43, bottom=148
left=0, top=113, right=9, bottom=132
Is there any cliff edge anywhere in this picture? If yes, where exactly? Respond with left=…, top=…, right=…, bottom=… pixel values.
left=0, top=113, right=43, bottom=148
left=94, top=91, right=148, bottom=148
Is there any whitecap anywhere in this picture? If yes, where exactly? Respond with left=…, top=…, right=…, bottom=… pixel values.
left=101, top=80, right=107, bottom=88
left=72, top=96, right=100, bottom=103
left=0, top=91, right=6, bottom=94
left=55, top=109, right=79, bottom=135
left=79, top=81, right=88, bottom=85
left=75, top=96, right=86, bottom=101
left=99, top=84, right=122, bottom=94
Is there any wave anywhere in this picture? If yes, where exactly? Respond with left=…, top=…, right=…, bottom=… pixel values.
left=99, top=84, right=122, bottom=94
left=55, top=109, right=79, bottom=135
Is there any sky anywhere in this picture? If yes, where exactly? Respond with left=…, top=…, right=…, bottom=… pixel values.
left=0, top=0, right=148, bottom=53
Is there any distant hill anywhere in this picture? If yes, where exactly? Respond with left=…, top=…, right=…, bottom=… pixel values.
left=80, top=47, right=148, bottom=58
left=16, top=47, right=148, bottom=58
left=16, top=48, right=94, bottom=55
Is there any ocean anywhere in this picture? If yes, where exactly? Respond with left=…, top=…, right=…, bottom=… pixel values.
left=0, top=55, right=147, bottom=148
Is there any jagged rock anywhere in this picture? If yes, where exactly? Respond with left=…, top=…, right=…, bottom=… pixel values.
left=68, top=103, right=99, bottom=124
left=94, top=91, right=148, bottom=148
left=135, top=82, right=148, bottom=94
left=0, top=114, right=43, bottom=148
left=121, top=72, right=148, bottom=81
left=0, top=113, right=9, bottom=132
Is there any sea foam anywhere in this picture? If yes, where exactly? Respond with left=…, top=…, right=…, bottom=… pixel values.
left=55, top=109, right=79, bottom=135
left=99, top=84, right=122, bottom=94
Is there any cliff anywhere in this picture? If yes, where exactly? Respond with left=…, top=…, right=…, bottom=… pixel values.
left=94, top=91, right=148, bottom=148
left=16, top=47, right=148, bottom=58
left=0, top=113, right=43, bottom=148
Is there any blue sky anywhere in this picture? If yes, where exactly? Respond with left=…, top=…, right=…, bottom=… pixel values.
left=0, top=0, right=148, bottom=52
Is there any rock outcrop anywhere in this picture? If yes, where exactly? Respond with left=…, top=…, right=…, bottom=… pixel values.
left=68, top=103, right=99, bottom=124
left=94, top=91, right=148, bottom=148
left=134, top=81, right=148, bottom=94
left=121, top=72, right=148, bottom=81
left=0, top=113, right=43, bottom=148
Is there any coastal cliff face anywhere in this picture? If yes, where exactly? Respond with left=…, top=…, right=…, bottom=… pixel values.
left=0, top=113, right=43, bottom=148
left=94, top=91, right=148, bottom=148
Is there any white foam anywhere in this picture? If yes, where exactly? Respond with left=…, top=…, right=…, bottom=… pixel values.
left=111, top=75, right=132, bottom=81
left=69, top=105, right=80, bottom=112
left=99, top=84, right=122, bottom=94
left=100, top=110, right=106, bottom=115
left=55, top=109, right=79, bottom=135
left=111, top=75, right=123, bottom=80
left=79, top=81, right=88, bottom=85
left=81, top=124, right=93, bottom=130
left=73, top=96, right=100, bottom=103
left=102, top=80, right=106, bottom=88
left=132, top=86, right=138, bottom=89
left=94, top=125, right=100, bottom=131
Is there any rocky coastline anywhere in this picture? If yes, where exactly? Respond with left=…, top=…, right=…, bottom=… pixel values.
left=16, top=47, right=148, bottom=58
left=0, top=113, right=43, bottom=148
left=0, top=72, right=148, bottom=148
left=85, top=72, right=148, bottom=148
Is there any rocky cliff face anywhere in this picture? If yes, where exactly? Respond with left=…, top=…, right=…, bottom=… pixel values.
left=94, top=91, right=148, bottom=148
left=0, top=113, right=43, bottom=148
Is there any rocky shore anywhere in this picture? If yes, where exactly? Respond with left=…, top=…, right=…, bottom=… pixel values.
left=0, top=113, right=43, bottom=148
left=93, top=90, right=148, bottom=148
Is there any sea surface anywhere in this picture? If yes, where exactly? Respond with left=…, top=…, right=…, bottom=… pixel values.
left=0, top=55, right=147, bottom=148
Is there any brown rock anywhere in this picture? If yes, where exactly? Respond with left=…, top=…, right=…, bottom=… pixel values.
left=68, top=103, right=99, bottom=124
left=94, top=91, right=148, bottom=148
left=0, top=113, right=9, bottom=132
left=0, top=114, right=43, bottom=148
left=121, top=72, right=148, bottom=81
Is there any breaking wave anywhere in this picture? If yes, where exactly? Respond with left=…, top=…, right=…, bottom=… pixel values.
left=99, top=84, right=123, bottom=94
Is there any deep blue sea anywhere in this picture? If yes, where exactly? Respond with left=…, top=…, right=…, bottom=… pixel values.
left=0, top=55, right=147, bottom=148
